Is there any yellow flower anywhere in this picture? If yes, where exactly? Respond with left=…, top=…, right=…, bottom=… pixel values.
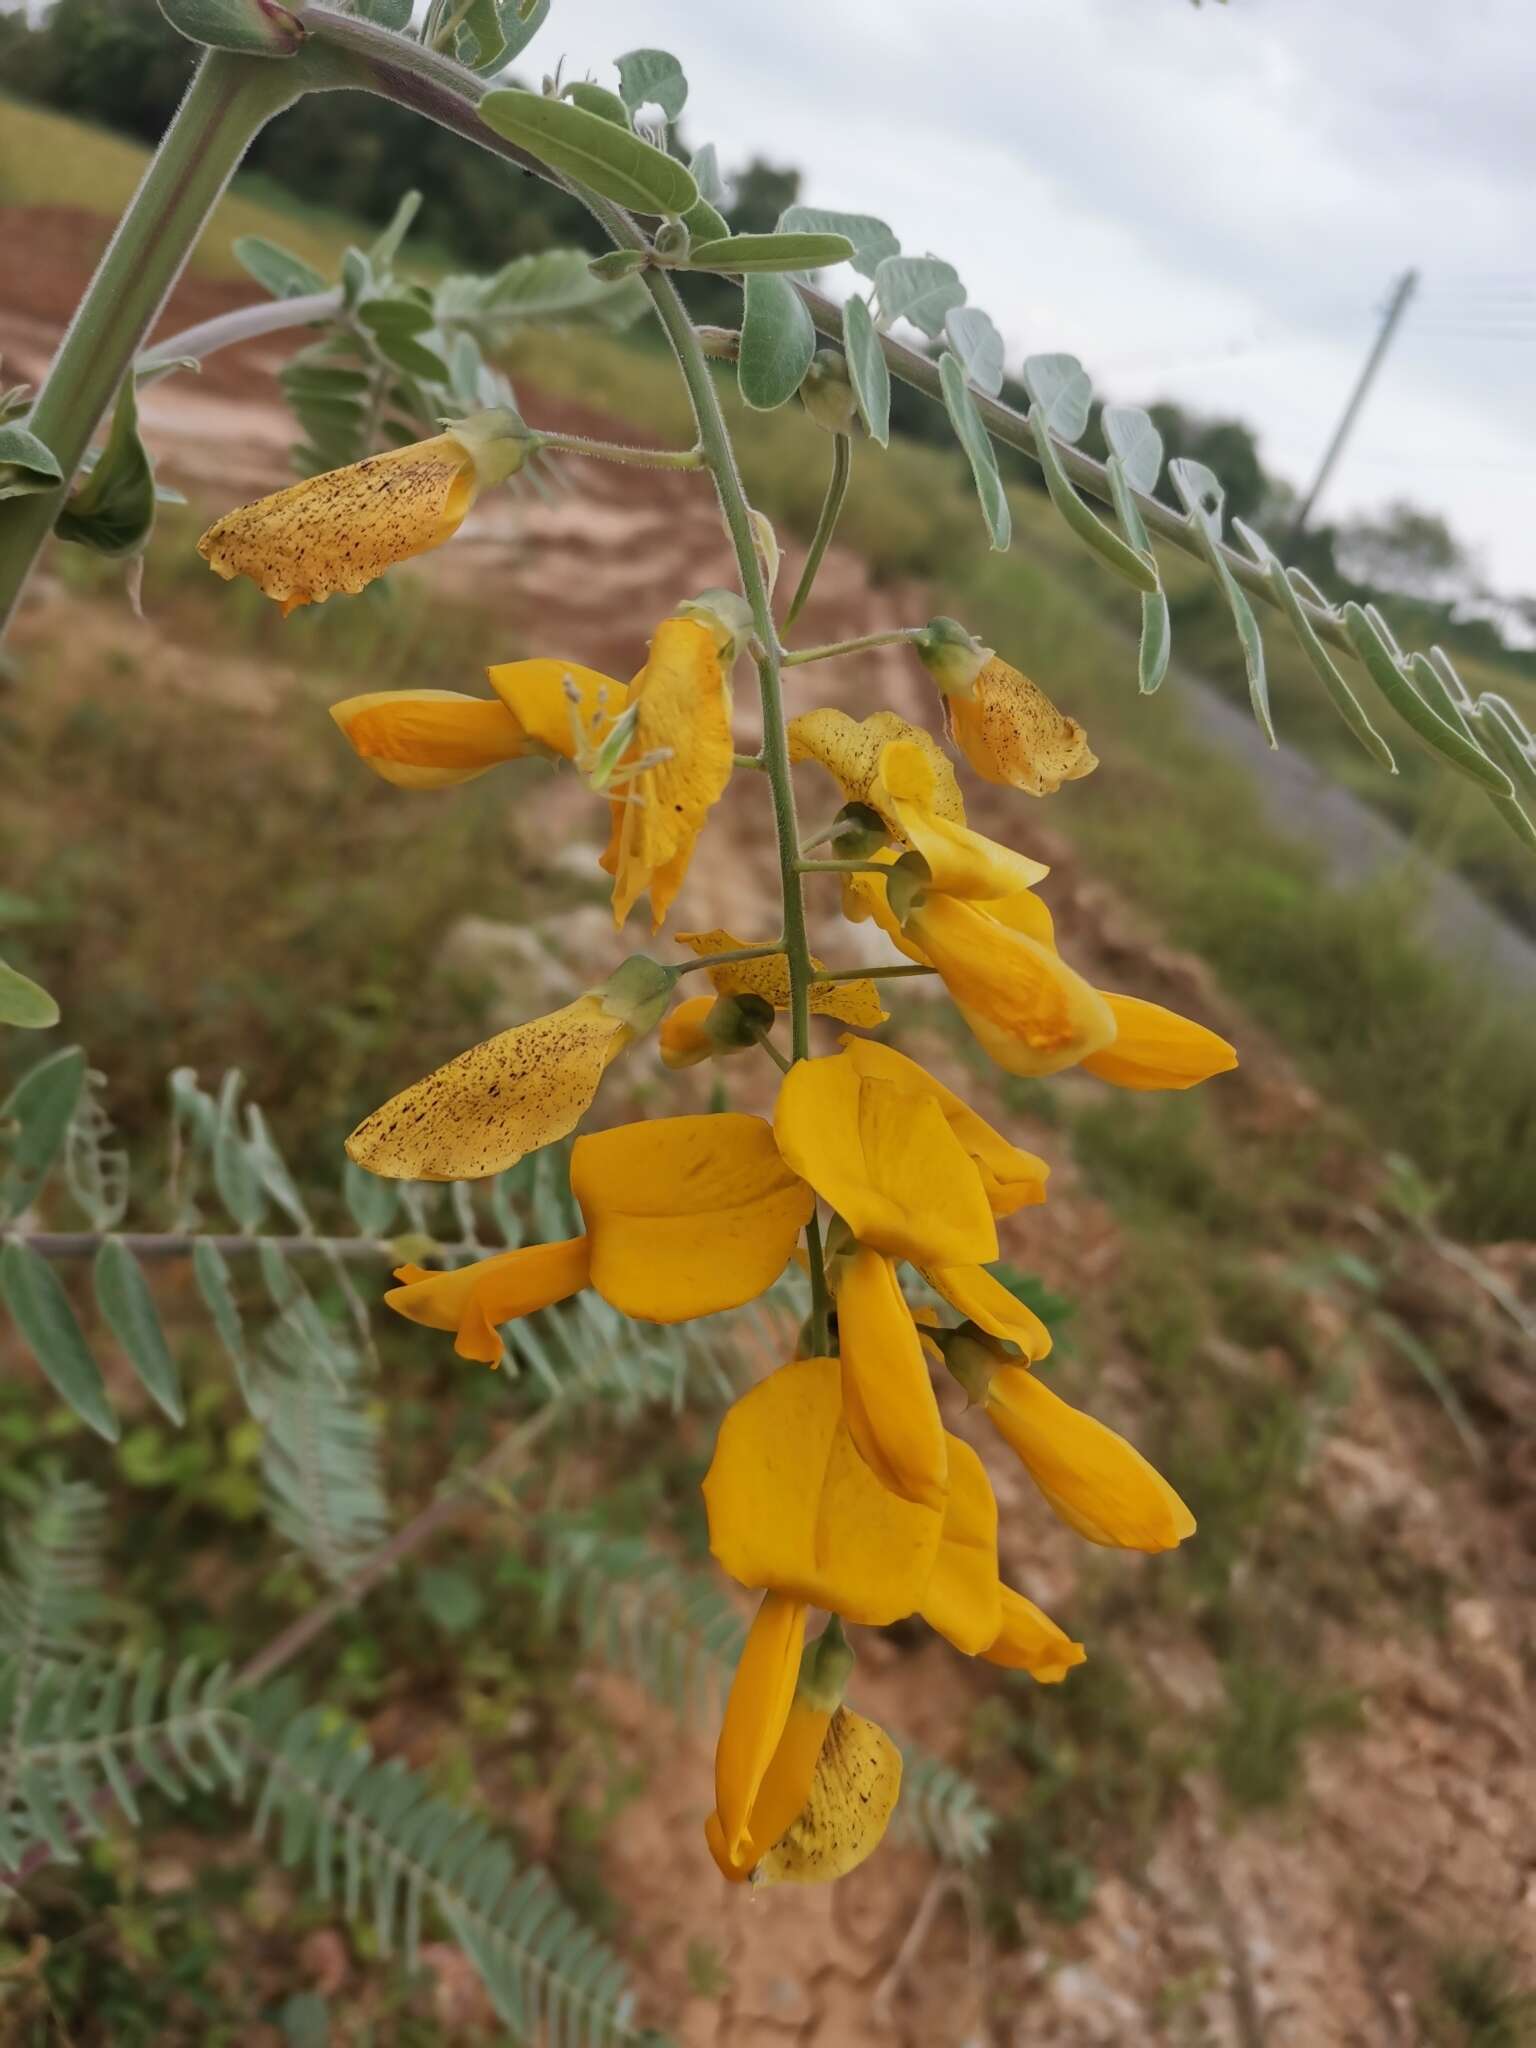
left=674, top=928, right=887, bottom=1029
left=1079, top=993, right=1239, bottom=1091
left=385, top=1111, right=813, bottom=1359
left=870, top=739, right=1048, bottom=900
left=569, top=1111, right=812, bottom=1320
left=750, top=1705, right=902, bottom=1886
left=919, top=1432, right=1002, bottom=1654
left=948, top=1338, right=1194, bottom=1552
left=346, top=958, right=675, bottom=1181
left=834, top=1244, right=948, bottom=1513
left=788, top=707, right=966, bottom=829
left=941, top=656, right=1098, bottom=795
left=773, top=1047, right=998, bottom=1269
left=708, top=1598, right=907, bottom=1889
left=706, top=1598, right=901, bottom=1887
left=983, top=1587, right=1086, bottom=1683
left=921, top=1259, right=1054, bottom=1362
left=658, top=993, right=728, bottom=1069
left=703, top=1355, right=945, bottom=1624
left=329, top=658, right=623, bottom=791
left=850, top=864, right=1116, bottom=1080
left=600, top=616, right=734, bottom=930
left=832, top=1036, right=1049, bottom=1219
left=198, top=410, right=527, bottom=615
left=387, top=1236, right=591, bottom=1364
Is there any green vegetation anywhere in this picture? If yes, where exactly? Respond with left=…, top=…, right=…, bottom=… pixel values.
left=1211, top=1660, right=1363, bottom=1810
left=1426, top=1950, right=1536, bottom=2048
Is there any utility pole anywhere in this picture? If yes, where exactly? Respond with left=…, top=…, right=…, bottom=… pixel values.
left=1291, top=268, right=1418, bottom=537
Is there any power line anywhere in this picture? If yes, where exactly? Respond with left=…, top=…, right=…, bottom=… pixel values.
left=1291, top=269, right=1418, bottom=538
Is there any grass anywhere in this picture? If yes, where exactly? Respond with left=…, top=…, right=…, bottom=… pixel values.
left=1426, top=1950, right=1536, bottom=2048
left=1211, top=1660, right=1363, bottom=1811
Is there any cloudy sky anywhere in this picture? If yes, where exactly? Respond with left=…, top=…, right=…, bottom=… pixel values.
left=542, top=0, right=1534, bottom=593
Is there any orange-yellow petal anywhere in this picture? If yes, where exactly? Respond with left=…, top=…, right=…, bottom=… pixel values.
left=788, top=706, right=966, bottom=827
left=943, top=657, right=1098, bottom=795
left=385, top=1235, right=591, bottom=1363
left=774, top=1052, right=997, bottom=1269
left=604, top=617, right=733, bottom=931
left=836, top=1037, right=1049, bottom=1218
left=983, top=1586, right=1086, bottom=1682
left=872, top=740, right=1048, bottom=900
left=345, top=992, right=631, bottom=1181
left=673, top=929, right=887, bottom=1029
left=198, top=430, right=481, bottom=614
left=329, top=689, right=528, bottom=789
left=484, top=656, right=627, bottom=761
left=834, top=1248, right=948, bottom=1513
left=711, top=1591, right=807, bottom=1870
left=571, top=1112, right=813, bottom=1322
left=919, top=1434, right=1003, bottom=1654
left=984, top=1365, right=1195, bottom=1551
left=703, top=1356, right=945, bottom=1625
left=904, top=895, right=1115, bottom=1079
left=923, top=1262, right=1054, bottom=1363
left=1079, top=993, right=1239, bottom=1092
left=658, top=993, right=720, bottom=1069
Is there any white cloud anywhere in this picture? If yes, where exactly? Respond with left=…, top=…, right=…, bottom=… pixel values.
left=548, top=0, right=1535, bottom=591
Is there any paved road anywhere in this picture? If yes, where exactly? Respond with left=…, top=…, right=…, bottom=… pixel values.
left=1186, top=674, right=1536, bottom=998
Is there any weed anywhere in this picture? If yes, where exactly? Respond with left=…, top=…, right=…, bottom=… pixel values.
left=1212, top=1659, right=1363, bottom=1810
left=1426, top=1948, right=1536, bottom=2048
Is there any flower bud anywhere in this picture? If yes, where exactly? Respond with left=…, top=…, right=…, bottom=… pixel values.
left=588, top=249, right=649, bottom=283
left=678, top=587, right=755, bottom=661
left=653, top=221, right=692, bottom=262
left=799, top=350, right=859, bottom=435
left=914, top=616, right=994, bottom=700
left=659, top=993, right=773, bottom=1068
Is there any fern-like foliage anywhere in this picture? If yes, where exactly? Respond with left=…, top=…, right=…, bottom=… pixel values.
left=245, top=1694, right=651, bottom=2046
left=261, top=1300, right=388, bottom=1585
left=538, top=1518, right=999, bottom=1867
left=0, top=1481, right=107, bottom=1840
left=0, top=1654, right=242, bottom=1878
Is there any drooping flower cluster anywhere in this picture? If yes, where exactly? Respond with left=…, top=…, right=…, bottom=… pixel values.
left=199, top=434, right=1238, bottom=1890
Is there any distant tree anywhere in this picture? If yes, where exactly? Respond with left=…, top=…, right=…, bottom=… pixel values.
left=726, top=159, right=801, bottom=237
left=1336, top=500, right=1468, bottom=602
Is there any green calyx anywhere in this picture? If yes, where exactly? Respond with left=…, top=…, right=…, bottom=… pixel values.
left=157, top=0, right=307, bottom=56
left=447, top=407, right=534, bottom=488
left=935, top=1321, right=1019, bottom=1406
left=828, top=802, right=888, bottom=861
left=915, top=615, right=993, bottom=698
left=704, top=993, right=775, bottom=1052
left=799, top=350, right=859, bottom=436
left=595, top=957, right=681, bottom=1036
left=795, top=1617, right=854, bottom=1712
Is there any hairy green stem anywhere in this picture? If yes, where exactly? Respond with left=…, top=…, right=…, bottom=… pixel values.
left=536, top=429, right=705, bottom=471
left=796, top=858, right=890, bottom=876
left=137, top=288, right=344, bottom=380
left=675, top=943, right=785, bottom=975
left=782, top=627, right=925, bottom=667
left=0, top=52, right=301, bottom=636
left=783, top=432, right=851, bottom=629
left=818, top=963, right=936, bottom=983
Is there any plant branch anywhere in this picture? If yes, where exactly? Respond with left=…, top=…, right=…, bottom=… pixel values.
left=0, top=1232, right=481, bottom=1263
left=136, top=289, right=344, bottom=381
left=782, top=627, right=925, bottom=667
left=817, top=962, right=936, bottom=982
left=783, top=432, right=851, bottom=629
left=534, top=429, right=704, bottom=471
left=0, top=51, right=305, bottom=637
left=675, top=943, right=785, bottom=976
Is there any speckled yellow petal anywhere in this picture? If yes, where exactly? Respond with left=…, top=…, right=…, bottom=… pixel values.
left=385, top=1236, right=591, bottom=1363
left=1080, top=993, right=1239, bottom=1092
left=919, top=1433, right=1003, bottom=1655
left=485, top=657, right=627, bottom=760
left=788, top=707, right=966, bottom=827
left=752, top=1708, right=902, bottom=1885
left=329, top=689, right=527, bottom=790
left=836, top=1037, right=1049, bottom=1218
left=983, top=1586, right=1086, bottom=1682
left=198, top=432, right=478, bottom=615
left=834, top=1248, right=948, bottom=1513
left=984, top=1365, right=1195, bottom=1551
left=923, top=1262, right=1054, bottom=1363
left=713, top=1690, right=835, bottom=1883
left=703, top=1355, right=945, bottom=1624
left=346, top=993, right=630, bottom=1181
left=605, top=617, right=734, bottom=930
left=674, top=929, right=888, bottom=1029
left=872, top=740, right=1048, bottom=899
left=905, top=895, right=1116, bottom=1078
left=943, top=657, right=1098, bottom=795
left=774, top=1053, right=998, bottom=1268
left=712, top=1592, right=807, bottom=1869
left=572, top=1112, right=813, bottom=1321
